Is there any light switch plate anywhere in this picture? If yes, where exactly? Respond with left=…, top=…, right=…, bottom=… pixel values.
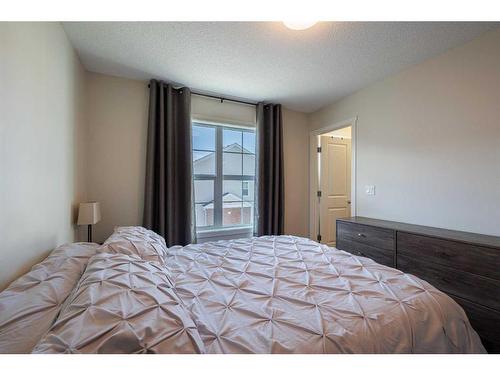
left=365, top=185, right=376, bottom=195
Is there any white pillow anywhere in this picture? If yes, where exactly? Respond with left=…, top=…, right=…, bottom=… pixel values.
left=97, top=226, right=168, bottom=266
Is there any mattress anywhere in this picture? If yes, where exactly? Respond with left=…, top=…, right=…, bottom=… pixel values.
left=0, top=228, right=486, bottom=353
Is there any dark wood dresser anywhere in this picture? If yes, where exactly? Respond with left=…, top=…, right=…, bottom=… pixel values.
left=336, top=216, right=500, bottom=353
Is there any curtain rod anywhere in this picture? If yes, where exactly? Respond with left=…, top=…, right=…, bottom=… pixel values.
left=192, top=92, right=257, bottom=107
left=147, top=83, right=257, bottom=107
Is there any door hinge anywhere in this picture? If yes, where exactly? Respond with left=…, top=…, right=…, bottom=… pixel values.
left=317, top=190, right=322, bottom=197
left=317, top=234, right=322, bottom=242
left=317, top=146, right=322, bottom=153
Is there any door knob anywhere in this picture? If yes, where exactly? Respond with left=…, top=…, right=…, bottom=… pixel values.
left=347, top=200, right=351, bottom=204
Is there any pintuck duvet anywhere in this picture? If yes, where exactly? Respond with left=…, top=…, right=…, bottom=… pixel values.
left=0, top=227, right=486, bottom=353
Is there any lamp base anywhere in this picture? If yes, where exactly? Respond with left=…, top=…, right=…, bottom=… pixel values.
left=87, top=224, right=92, bottom=243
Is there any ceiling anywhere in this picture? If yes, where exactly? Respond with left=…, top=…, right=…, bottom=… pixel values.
left=62, top=22, right=498, bottom=113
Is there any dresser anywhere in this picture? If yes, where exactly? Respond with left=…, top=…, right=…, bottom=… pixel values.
left=336, top=216, right=500, bottom=353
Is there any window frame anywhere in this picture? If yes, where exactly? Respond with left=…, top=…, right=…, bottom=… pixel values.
left=242, top=181, right=249, bottom=197
left=192, top=121, right=255, bottom=231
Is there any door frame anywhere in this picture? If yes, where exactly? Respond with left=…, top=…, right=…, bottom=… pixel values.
left=308, top=117, right=358, bottom=241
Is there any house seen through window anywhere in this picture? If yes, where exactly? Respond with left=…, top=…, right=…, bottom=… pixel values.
left=192, top=122, right=255, bottom=230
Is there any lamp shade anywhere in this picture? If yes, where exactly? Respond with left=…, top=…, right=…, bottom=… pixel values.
left=77, top=202, right=101, bottom=225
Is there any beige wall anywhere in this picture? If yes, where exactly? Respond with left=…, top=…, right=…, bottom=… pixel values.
left=310, top=28, right=500, bottom=236
left=85, top=73, right=310, bottom=242
left=0, top=23, right=88, bottom=290
left=86, top=73, right=149, bottom=243
left=4, top=23, right=498, bottom=291
left=282, top=108, right=309, bottom=237
left=3, top=24, right=498, bottom=292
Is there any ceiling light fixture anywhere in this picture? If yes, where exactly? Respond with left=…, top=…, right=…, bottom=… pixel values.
left=283, top=21, right=318, bottom=31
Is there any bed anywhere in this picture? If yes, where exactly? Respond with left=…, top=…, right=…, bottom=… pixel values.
left=0, top=226, right=486, bottom=353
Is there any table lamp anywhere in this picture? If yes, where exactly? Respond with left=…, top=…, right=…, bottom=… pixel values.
left=77, top=202, right=101, bottom=242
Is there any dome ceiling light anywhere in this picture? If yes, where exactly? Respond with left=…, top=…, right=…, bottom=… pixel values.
left=283, top=21, right=318, bottom=31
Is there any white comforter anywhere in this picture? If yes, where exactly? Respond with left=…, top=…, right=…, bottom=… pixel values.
left=1, top=228, right=485, bottom=353
left=164, top=235, right=485, bottom=353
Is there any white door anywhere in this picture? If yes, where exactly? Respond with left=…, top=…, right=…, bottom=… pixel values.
left=319, top=136, right=351, bottom=246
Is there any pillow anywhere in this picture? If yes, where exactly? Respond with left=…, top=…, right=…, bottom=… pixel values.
left=0, top=243, right=99, bottom=353
left=33, top=253, right=205, bottom=354
left=97, top=226, right=168, bottom=266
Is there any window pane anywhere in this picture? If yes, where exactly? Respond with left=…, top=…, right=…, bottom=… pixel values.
left=223, top=180, right=242, bottom=201
left=193, top=151, right=215, bottom=175
left=223, top=152, right=242, bottom=175
left=194, top=180, right=214, bottom=203
left=193, top=125, right=215, bottom=151
left=193, top=123, right=255, bottom=230
left=223, top=200, right=242, bottom=226
left=241, top=201, right=253, bottom=225
left=243, top=154, right=255, bottom=176
left=242, top=180, right=254, bottom=201
left=223, top=129, right=242, bottom=150
left=195, top=203, right=213, bottom=227
left=243, top=132, right=255, bottom=154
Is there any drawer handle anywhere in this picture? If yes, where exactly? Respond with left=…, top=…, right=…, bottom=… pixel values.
left=357, top=233, right=366, bottom=238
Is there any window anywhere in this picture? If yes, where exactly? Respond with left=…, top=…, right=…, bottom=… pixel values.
left=192, top=122, right=255, bottom=230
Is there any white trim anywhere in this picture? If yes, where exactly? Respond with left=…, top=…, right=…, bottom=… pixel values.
left=308, top=117, right=358, bottom=240
left=197, top=226, right=253, bottom=241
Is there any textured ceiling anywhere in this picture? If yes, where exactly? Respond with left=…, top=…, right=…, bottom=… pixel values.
left=63, top=22, right=498, bottom=113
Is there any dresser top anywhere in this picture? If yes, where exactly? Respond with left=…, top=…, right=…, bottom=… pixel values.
left=338, top=216, right=500, bottom=249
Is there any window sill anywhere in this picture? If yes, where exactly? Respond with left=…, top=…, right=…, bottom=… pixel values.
left=196, top=226, right=253, bottom=242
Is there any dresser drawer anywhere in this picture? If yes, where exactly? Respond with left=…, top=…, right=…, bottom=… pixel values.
left=398, top=232, right=500, bottom=280
left=337, top=216, right=500, bottom=354
left=337, top=221, right=395, bottom=251
left=337, top=239, right=394, bottom=267
left=451, top=295, right=500, bottom=353
left=398, top=255, right=500, bottom=311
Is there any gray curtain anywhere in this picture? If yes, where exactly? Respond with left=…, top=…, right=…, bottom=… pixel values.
left=143, top=80, right=195, bottom=246
left=255, top=103, right=284, bottom=236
